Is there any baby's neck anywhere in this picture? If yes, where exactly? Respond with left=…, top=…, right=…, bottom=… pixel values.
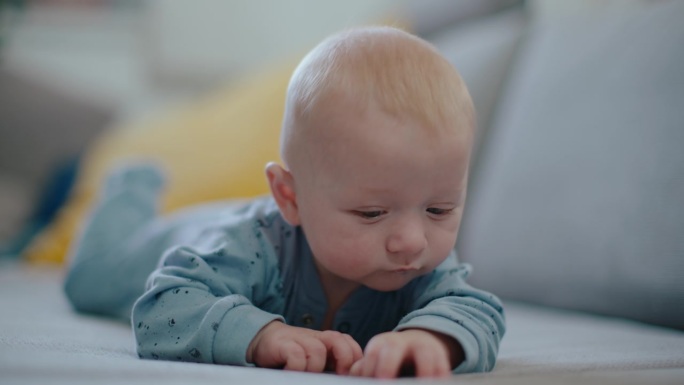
left=320, top=285, right=357, bottom=330
left=314, top=262, right=360, bottom=330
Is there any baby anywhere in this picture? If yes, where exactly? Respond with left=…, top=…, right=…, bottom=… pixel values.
left=64, top=26, right=505, bottom=378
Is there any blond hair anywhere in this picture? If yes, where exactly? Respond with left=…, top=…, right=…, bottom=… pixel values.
left=281, top=26, right=474, bottom=166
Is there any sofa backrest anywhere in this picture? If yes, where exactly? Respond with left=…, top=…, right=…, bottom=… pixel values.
left=458, top=1, right=684, bottom=330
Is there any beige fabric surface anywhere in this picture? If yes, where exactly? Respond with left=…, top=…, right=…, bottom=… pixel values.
left=1, top=262, right=683, bottom=384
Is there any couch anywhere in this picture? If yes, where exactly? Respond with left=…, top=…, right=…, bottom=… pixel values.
left=2, top=1, right=683, bottom=384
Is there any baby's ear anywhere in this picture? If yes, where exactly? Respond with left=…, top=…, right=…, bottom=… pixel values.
left=265, top=162, right=300, bottom=225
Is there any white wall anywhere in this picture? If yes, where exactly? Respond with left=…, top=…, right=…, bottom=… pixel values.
left=144, top=0, right=400, bottom=86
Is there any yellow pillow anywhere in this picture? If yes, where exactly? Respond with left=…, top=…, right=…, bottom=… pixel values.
left=24, top=62, right=296, bottom=264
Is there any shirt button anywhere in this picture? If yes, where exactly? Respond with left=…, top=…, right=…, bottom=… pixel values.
left=301, top=314, right=314, bottom=327
left=337, top=322, right=351, bottom=333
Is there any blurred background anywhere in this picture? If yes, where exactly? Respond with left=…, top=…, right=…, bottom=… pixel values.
left=0, top=0, right=680, bottom=264
left=1, top=0, right=526, bottom=257
left=1, top=0, right=683, bottom=330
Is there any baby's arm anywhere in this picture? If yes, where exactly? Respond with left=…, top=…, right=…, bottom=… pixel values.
left=132, top=242, right=361, bottom=373
left=352, top=255, right=505, bottom=377
left=132, top=244, right=283, bottom=365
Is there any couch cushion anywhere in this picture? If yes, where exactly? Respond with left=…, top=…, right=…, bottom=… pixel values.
left=429, top=6, right=527, bottom=161
left=458, top=1, right=684, bottom=329
left=404, top=0, right=522, bottom=37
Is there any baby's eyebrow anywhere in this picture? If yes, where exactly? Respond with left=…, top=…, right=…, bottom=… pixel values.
left=432, top=191, right=465, bottom=205
left=355, top=186, right=396, bottom=196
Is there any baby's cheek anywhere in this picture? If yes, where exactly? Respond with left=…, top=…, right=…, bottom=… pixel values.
left=334, top=239, right=378, bottom=273
left=333, top=243, right=366, bottom=265
left=432, top=240, right=457, bottom=267
left=436, top=219, right=461, bottom=248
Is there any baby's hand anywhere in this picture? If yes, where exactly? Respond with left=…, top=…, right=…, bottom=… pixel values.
left=247, top=321, right=363, bottom=374
left=349, top=329, right=463, bottom=378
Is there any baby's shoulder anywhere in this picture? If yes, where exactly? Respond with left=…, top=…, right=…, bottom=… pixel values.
left=201, top=196, right=292, bottom=256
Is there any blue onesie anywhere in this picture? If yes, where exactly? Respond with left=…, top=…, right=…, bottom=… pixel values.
left=64, top=165, right=505, bottom=374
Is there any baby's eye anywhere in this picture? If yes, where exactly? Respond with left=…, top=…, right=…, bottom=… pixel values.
left=427, top=207, right=454, bottom=216
left=356, top=210, right=385, bottom=219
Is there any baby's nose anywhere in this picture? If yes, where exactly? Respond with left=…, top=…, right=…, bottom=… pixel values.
left=385, top=218, right=427, bottom=263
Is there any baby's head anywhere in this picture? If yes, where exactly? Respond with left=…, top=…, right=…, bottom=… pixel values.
left=267, top=26, right=475, bottom=292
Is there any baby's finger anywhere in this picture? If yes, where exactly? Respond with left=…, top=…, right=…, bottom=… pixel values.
left=374, top=346, right=405, bottom=378
left=358, top=346, right=381, bottom=378
left=357, top=360, right=374, bottom=378
left=349, top=359, right=363, bottom=377
left=344, top=334, right=363, bottom=363
left=280, top=340, right=307, bottom=372
left=323, top=332, right=364, bottom=374
left=298, top=337, right=327, bottom=373
left=318, top=331, right=354, bottom=374
left=414, top=347, right=450, bottom=378
left=351, top=357, right=379, bottom=378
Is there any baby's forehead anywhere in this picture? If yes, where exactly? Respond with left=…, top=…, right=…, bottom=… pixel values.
left=299, top=106, right=471, bottom=165
left=307, top=94, right=472, bottom=141
left=298, top=116, right=471, bottom=195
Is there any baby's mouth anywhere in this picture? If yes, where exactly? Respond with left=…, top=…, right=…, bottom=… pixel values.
left=391, top=266, right=420, bottom=274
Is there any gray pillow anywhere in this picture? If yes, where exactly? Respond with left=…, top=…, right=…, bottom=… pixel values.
left=430, top=6, right=527, bottom=162
left=458, top=2, right=684, bottom=330
left=404, top=0, right=523, bottom=37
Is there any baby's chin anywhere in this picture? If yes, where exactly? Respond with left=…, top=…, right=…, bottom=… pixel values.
left=362, top=270, right=426, bottom=292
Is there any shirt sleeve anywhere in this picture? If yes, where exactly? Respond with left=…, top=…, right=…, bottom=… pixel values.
left=131, top=227, right=284, bottom=366
left=394, top=253, right=506, bottom=374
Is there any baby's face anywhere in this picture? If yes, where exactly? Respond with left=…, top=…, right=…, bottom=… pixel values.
left=292, top=107, right=471, bottom=292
